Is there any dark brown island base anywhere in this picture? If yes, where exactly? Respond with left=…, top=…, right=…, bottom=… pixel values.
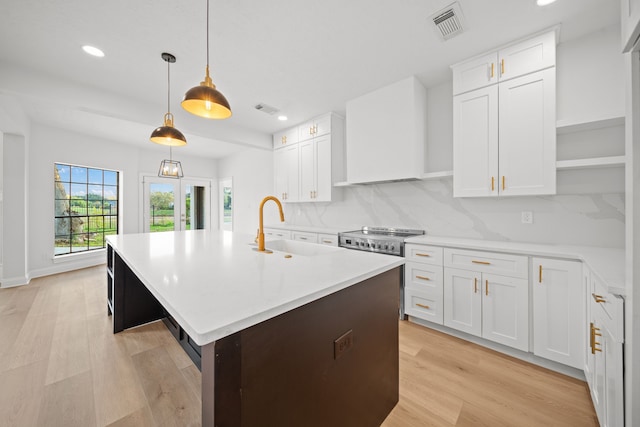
left=107, top=244, right=401, bottom=427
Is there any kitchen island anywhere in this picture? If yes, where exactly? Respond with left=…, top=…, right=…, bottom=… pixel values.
left=106, top=230, right=404, bottom=427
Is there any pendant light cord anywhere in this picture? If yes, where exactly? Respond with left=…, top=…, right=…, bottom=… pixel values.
left=206, top=0, right=210, bottom=67
left=167, top=58, right=171, bottom=114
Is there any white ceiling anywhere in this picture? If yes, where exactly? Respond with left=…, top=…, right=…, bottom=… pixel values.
left=0, top=0, right=620, bottom=159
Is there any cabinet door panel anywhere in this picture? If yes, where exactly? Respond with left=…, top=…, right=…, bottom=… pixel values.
left=314, top=114, right=332, bottom=138
left=284, top=144, right=299, bottom=202
left=482, top=273, right=529, bottom=351
left=498, top=68, right=556, bottom=196
left=498, top=31, right=555, bottom=80
left=298, top=140, right=315, bottom=202
left=444, top=268, right=481, bottom=336
left=315, top=134, right=332, bottom=202
left=274, top=149, right=288, bottom=201
left=453, top=85, right=499, bottom=197
left=452, top=52, right=498, bottom=95
left=532, top=258, right=582, bottom=368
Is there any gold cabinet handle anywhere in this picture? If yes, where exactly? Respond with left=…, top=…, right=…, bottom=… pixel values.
left=502, top=176, right=505, bottom=191
left=592, top=323, right=602, bottom=354
left=416, top=275, right=431, bottom=281
left=539, top=265, right=542, bottom=283
left=322, top=239, right=332, bottom=244
left=310, top=191, right=313, bottom=198
left=416, top=303, right=430, bottom=310
left=490, top=63, right=495, bottom=78
left=474, top=277, right=478, bottom=293
left=485, top=279, right=489, bottom=296
left=501, top=58, right=505, bottom=75
left=472, top=260, right=491, bottom=265
left=416, top=253, right=431, bottom=257
left=592, top=293, right=606, bottom=303
left=491, top=176, right=495, bottom=191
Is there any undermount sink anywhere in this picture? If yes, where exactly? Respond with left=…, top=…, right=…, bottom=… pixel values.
left=251, top=239, right=343, bottom=257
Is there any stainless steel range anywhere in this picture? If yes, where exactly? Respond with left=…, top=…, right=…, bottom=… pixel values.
left=338, top=226, right=424, bottom=256
left=339, top=227, right=425, bottom=319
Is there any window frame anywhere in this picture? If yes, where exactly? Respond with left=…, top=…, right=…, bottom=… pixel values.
left=54, top=163, right=119, bottom=256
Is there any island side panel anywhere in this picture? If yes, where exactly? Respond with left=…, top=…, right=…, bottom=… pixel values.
left=205, top=266, right=401, bottom=427
left=111, top=250, right=166, bottom=333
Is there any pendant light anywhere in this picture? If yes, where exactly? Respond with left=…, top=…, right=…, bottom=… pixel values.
left=150, top=53, right=187, bottom=146
left=158, top=146, right=184, bottom=179
left=181, top=0, right=232, bottom=119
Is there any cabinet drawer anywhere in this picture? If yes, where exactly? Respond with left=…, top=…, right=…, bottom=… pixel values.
left=405, top=244, right=443, bottom=265
left=292, top=231, right=318, bottom=243
left=263, top=228, right=292, bottom=240
left=444, top=248, right=528, bottom=278
left=405, top=287, right=443, bottom=325
left=591, top=274, right=624, bottom=342
left=405, top=262, right=443, bottom=295
left=317, top=233, right=338, bottom=246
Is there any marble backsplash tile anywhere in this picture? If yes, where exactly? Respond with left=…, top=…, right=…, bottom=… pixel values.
left=284, top=179, right=625, bottom=248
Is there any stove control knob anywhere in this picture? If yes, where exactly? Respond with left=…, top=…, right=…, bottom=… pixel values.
left=390, top=245, right=395, bottom=252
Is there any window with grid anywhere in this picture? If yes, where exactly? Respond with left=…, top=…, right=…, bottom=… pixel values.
left=54, top=163, right=119, bottom=255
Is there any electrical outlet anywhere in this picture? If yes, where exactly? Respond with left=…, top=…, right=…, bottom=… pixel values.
left=521, top=211, right=533, bottom=224
left=334, top=329, right=353, bottom=359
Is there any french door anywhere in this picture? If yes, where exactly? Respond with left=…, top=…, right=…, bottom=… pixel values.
left=141, top=176, right=212, bottom=233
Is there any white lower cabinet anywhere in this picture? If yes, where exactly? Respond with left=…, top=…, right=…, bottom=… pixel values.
left=404, top=244, right=444, bottom=325
left=532, top=257, right=583, bottom=369
left=443, top=248, right=529, bottom=352
left=317, top=233, right=338, bottom=246
left=263, top=228, right=292, bottom=240
left=587, top=273, right=624, bottom=427
left=444, top=267, right=529, bottom=351
left=291, top=231, right=318, bottom=243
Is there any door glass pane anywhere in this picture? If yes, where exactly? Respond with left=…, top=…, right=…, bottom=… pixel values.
left=184, top=185, right=192, bottom=230
left=221, top=179, right=233, bottom=231
left=149, top=183, right=175, bottom=233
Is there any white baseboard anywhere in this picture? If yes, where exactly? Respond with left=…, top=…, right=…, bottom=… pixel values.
left=29, top=257, right=106, bottom=280
left=0, top=274, right=31, bottom=287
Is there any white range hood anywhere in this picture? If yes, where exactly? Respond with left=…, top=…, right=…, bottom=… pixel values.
left=345, top=76, right=427, bottom=184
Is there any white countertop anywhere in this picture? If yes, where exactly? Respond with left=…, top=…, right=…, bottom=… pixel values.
left=404, top=235, right=625, bottom=294
left=107, top=230, right=404, bottom=346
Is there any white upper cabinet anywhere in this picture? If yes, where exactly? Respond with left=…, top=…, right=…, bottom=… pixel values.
left=273, top=144, right=299, bottom=202
left=498, top=68, right=556, bottom=196
left=346, top=76, right=426, bottom=184
left=298, top=114, right=332, bottom=142
left=453, top=85, right=498, bottom=197
left=273, top=113, right=344, bottom=203
left=621, top=0, right=640, bottom=52
left=497, top=31, right=556, bottom=81
left=273, top=127, right=299, bottom=149
left=452, top=30, right=557, bottom=198
left=452, top=31, right=555, bottom=96
left=452, top=52, right=499, bottom=95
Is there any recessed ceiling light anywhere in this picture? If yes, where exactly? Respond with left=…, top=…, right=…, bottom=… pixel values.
left=278, top=115, right=288, bottom=121
left=82, top=45, right=105, bottom=57
left=536, top=0, right=556, bottom=6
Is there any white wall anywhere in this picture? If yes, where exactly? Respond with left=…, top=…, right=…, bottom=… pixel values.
left=27, top=122, right=217, bottom=279
left=217, top=148, right=276, bottom=234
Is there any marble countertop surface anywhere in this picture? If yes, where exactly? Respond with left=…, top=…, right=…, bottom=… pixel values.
left=404, top=235, right=625, bottom=294
left=107, top=230, right=404, bottom=346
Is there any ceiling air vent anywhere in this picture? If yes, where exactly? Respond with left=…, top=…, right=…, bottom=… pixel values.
left=430, top=2, right=465, bottom=41
left=254, top=103, right=280, bottom=115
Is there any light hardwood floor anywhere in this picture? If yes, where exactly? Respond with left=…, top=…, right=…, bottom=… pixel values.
left=0, top=266, right=597, bottom=426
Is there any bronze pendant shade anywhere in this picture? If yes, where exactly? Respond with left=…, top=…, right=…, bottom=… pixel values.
left=150, top=53, right=187, bottom=146
left=181, top=0, right=231, bottom=119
